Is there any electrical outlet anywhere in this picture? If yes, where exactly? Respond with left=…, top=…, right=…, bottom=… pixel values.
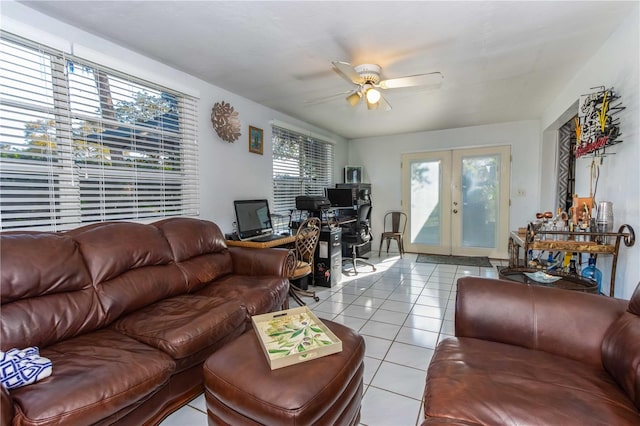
left=516, top=189, right=526, bottom=197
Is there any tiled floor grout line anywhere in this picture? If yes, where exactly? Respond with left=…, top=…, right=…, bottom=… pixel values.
left=364, top=262, right=454, bottom=425
left=334, top=263, right=456, bottom=410
left=365, top=384, right=424, bottom=402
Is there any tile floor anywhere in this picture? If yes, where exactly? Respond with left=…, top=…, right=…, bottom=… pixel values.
left=160, top=252, right=507, bottom=426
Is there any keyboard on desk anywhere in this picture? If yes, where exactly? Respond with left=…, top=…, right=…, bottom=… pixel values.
left=336, top=216, right=357, bottom=224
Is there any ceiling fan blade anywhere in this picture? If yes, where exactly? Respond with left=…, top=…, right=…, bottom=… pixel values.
left=346, top=90, right=363, bottom=106
left=378, top=94, right=392, bottom=111
left=378, top=72, right=443, bottom=90
left=304, top=90, right=354, bottom=105
left=332, top=61, right=364, bottom=85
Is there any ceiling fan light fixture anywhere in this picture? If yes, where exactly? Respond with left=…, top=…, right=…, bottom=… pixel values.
left=366, top=88, right=381, bottom=104
left=319, top=61, right=441, bottom=112
left=346, top=91, right=362, bottom=106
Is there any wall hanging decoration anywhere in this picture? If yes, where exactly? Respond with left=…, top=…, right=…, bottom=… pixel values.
left=575, top=86, right=625, bottom=159
left=211, top=101, right=241, bottom=143
left=344, top=166, right=363, bottom=183
left=249, top=126, right=264, bottom=155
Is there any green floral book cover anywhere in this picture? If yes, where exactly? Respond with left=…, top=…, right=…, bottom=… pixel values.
left=252, top=307, right=342, bottom=369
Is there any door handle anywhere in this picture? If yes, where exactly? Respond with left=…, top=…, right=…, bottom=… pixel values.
left=453, top=209, right=458, bottom=214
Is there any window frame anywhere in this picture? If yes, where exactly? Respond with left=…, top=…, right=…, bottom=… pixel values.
left=0, top=32, right=199, bottom=231
left=271, top=124, right=334, bottom=225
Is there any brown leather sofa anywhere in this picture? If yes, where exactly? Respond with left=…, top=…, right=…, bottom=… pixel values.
left=0, top=217, right=293, bottom=426
left=423, top=277, right=640, bottom=425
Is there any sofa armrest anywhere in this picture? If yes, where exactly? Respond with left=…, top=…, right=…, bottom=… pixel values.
left=1, top=385, right=13, bottom=426
left=455, top=277, right=628, bottom=367
left=229, top=247, right=295, bottom=277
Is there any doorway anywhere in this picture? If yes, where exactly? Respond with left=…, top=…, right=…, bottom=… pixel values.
left=401, top=146, right=510, bottom=258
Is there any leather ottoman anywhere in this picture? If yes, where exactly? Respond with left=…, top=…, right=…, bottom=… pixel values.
left=203, top=319, right=365, bottom=425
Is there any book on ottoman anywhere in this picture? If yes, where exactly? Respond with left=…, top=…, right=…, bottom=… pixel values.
left=251, top=306, right=342, bottom=370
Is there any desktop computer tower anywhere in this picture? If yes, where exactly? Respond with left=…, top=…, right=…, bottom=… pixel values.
left=314, top=227, right=342, bottom=287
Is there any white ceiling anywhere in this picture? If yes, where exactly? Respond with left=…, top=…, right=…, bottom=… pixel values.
left=19, top=1, right=636, bottom=139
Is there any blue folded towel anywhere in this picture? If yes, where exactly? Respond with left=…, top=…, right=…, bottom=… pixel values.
left=0, top=347, right=52, bottom=390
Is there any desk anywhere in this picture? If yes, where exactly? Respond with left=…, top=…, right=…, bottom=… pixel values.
left=226, top=235, right=295, bottom=249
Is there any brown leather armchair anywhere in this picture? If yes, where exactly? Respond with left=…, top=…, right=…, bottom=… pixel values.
left=423, top=277, right=640, bottom=425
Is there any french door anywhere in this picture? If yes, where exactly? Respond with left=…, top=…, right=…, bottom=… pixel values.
left=401, top=146, right=510, bottom=258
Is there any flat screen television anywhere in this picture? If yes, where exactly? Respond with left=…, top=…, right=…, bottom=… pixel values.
left=233, top=199, right=273, bottom=240
left=325, top=188, right=353, bottom=208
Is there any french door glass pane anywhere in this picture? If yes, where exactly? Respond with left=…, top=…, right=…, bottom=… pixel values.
left=461, top=154, right=499, bottom=248
left=410, top=160, right=441, bottom=245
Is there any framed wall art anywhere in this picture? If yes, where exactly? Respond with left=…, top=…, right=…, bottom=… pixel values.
left=344, top=166, right=363, bottom=183
left=249, top=126, right=263, bottom=155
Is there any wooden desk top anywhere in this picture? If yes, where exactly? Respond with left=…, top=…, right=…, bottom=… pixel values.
left=225, top=234, right=296, bottom=249
left=333, top=216, right=356, bottom=224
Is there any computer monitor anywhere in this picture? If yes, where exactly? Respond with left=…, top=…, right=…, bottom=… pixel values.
left=233, top=199, right=273, bottom=240
left=325, top=188, right=353, bottom=208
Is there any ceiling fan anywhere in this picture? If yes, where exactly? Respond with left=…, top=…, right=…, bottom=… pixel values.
left=313, top=61, right=443, bottom=111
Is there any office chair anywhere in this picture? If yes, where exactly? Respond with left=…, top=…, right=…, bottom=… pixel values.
left=288, top=217, right=321, bottom=306
left=379, top=211, right=407, bottom=257
left=342, top=204, right=376, bottom=275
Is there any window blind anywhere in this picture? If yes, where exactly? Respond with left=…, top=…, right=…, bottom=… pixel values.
left=0, top=33, right=199, bottom=231
left=272, top=125, right=333, bottom=216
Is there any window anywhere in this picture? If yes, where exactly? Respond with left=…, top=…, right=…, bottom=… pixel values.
left=272, top=125, right=334, bottom=217
left=0, top=33, right=199, bottom=231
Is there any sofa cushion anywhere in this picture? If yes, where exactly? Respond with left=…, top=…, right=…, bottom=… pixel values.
left=195, top=275, right=289, bottom=318
left=9, top=329, right=175, bottom=426
left=113, top=295, right=246, bottom=360
left=67, top=222, right=176, bottom=284
left=172, top=252, right=234, bottom=292
left=0, top=232, right=100, bottom=350
left=1, top=384, right=13, bottom=426
left=154, top=218, right=234, bottom=292
left=68, top=222, right=189, bottom=323
left=602, top=310, right=640, bottom=410
left=629, top=281, right=640, bottom=315
left=455, top=277, right=626, bottom=367
left=425, top=337, right=640, bottom=425
left=153, top=217, right=228, bottom=262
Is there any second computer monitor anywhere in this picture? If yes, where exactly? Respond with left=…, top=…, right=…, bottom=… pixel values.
left=326, top=188, right=353, bottom=208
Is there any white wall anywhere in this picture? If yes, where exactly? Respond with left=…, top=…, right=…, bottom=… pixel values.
left=541, top=6, right=639, bottom=299
left=348, top=120, right=542, bottom=258
left=2, top=1, right=348, bottom=235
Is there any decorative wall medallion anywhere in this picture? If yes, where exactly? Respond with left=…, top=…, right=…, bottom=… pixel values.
left=211, top=101, right=241, bottom=143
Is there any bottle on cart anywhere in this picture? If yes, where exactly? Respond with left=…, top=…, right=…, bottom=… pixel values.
left=581, top=254, right=603, bottom=294
left=569, top=253, right=578, bottom=275
left=562, top=252, right=572, bottom=272
left=546, top=252, right=555, bottom=270
left=527, top=250, right=535, bottom=268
